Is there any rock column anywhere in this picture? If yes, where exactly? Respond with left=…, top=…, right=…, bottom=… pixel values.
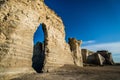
left=68, top=38, right=83, bottom=67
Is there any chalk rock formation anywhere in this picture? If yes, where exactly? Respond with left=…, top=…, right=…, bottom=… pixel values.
left=0, top=0, right=75, bottom=78
left=81, top=49, right=94, bottom=63
left=96, top=50, right=114, bottom=65
left=87, top=53, right=105, bottom=65
left=68, top=38, right=83, bottom=67
left=81, top=49, right=114, bottom=66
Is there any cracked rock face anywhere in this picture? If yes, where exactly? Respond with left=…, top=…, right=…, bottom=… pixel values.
left=0, top=0, right=76, bottom=78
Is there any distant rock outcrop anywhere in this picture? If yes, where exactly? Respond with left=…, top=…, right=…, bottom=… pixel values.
left=81, top=49, right=94, bottom=63
left=87, top=53, right=105, bottom=65
left=81, top=49, right=114, bottom=66
left=96, top=50, right=114, bottom=65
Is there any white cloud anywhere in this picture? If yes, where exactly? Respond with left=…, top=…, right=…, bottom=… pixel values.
left=82, top=40, right=96, bottom=44
left=82, top=42, right=120, bottom=53
left=82, top=42, right=120, bottom=62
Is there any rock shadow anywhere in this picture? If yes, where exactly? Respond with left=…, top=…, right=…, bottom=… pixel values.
left=32, top=42, right=45, bottom=73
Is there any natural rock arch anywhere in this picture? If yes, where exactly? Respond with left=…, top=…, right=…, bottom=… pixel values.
left=0, top=0, right=83, bottom=79
left=0, top=0, right=74, bottom=74
left=32, top=23, right=46, bottom=73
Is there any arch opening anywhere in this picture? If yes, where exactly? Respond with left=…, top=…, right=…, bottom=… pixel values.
left=32, top=24, right=46, bottom=73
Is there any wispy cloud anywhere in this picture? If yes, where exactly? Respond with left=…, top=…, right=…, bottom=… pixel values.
left=82, top=42, right=120, bottom=62
left=82, top=42, right=120, bottom=53
left=82, top=40, right=96, bottom=44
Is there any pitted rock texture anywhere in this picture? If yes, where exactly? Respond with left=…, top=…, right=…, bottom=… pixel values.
left=0, top=0, right=75, bottom=78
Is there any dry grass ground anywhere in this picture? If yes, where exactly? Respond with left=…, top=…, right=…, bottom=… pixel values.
left=11, top=65, right=120, bottom=80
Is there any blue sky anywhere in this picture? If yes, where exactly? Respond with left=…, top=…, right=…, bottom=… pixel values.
left=34, top=24, right=44, bottom=44
left=34, top=0, right=120, bottom=62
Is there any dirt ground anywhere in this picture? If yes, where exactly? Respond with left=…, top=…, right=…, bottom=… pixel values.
left=11, top=65, right=120, bottom=80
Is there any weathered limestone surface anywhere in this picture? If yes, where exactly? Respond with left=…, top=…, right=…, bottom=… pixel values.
left=68, top=38, right=83, bottom=67
left=81, top=49, right=94, bottom=63
left=96, top=50, right=114, bottom=65
left=82, top=49, right=114, bottom=66
left=87, top=53, right=105, bottom=65
left=0, top=0, right=75, bottom=78
left=97, top=53, right=105, bottom=65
